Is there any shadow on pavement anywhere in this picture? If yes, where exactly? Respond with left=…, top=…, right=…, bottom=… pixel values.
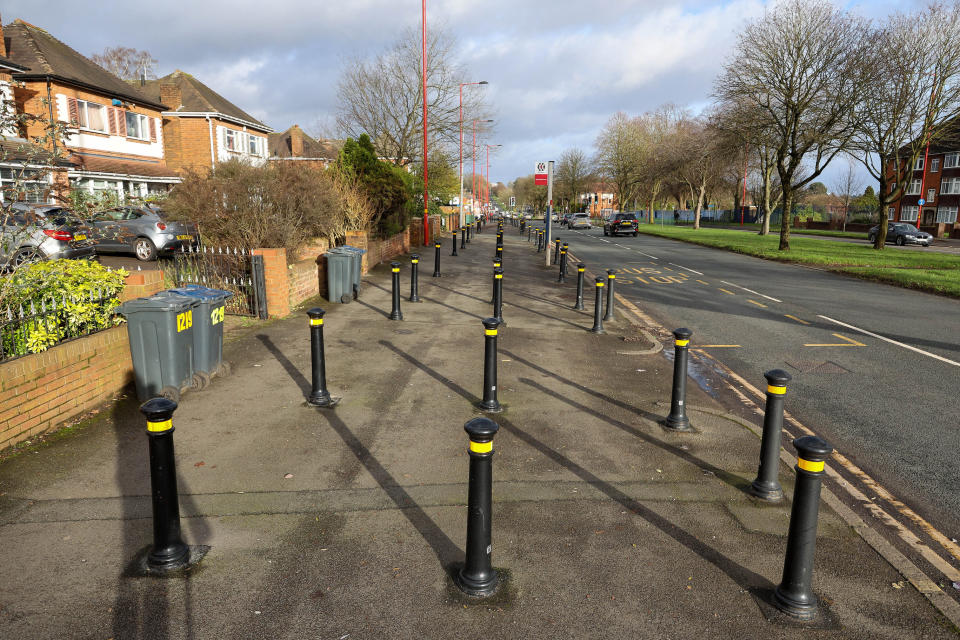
left=258, top=333, right=462, bottom=572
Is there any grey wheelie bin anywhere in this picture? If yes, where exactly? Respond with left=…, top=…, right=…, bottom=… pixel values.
left=326, top=248, right=353, bottom=303
left=167, top=285, right=233, bottom=386
left=119, top=291, right=200, bottom=403
left=340, top=246, right=367, bottom=298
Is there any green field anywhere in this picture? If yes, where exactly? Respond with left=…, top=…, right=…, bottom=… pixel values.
left=636, top=225, right=960, bottom=298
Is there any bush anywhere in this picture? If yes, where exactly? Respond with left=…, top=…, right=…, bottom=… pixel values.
left=163, top=160, right=373, bottom=260
left=1, top=259, right=127, bottom=356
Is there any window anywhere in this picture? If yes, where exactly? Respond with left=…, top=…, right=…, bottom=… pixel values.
left=887, top=207, right=895, bottom=220
left=224, top=128, right=237, bottom=151
left=76, top=100, right=107, bottom=132
left=901, top=205, right=919, bottom=222
left=931, top=158, right=940, bottom=172
left=125, top=112, right=150, bottom=140
left=915, top=157, right=925, bottom=171
left=945, top=152, right=960, bottom=169
left=906, top=179, right=922, bottom=195
left=927, top=188, right=936, bottom=202
left=941, top=177, right=960, bottom=195
left=247, top=134, right=265, bottom=156
left=936, top=206, right=958, bottom=224
left=0, top=167, right=49, bottom=203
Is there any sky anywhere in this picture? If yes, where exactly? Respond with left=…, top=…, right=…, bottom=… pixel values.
left=4, top=0, right=915, bottom=191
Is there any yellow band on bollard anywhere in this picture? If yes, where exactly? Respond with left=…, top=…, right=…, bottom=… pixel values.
left=485, top=329, right=498, bottom=336
left=797, top=458, right=824, bottom=473
left=675, top=339, right=689, bottom=347
left=597, top=282, right=604, bottom=287
left=310, top=318, right=323, bottom=326
left=147, top=420, right=172, bottom=432
left=412, top=260, right=418, bottom=264
left=578, top=268, right=585, bottom=272
left=608, top=274, right=616, bottom=279
left=435, top=243, right=441, bottom=247
left=767, top=385, right=786, bottom=395
left=392, top=268, right=400, bottom=272
left=470, top=441, right=493, bottom=453
left=495, top=274, right=503, bottom=279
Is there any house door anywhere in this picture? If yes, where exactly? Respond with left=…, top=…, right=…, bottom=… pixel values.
left=922, top=208, right=936, bottom=225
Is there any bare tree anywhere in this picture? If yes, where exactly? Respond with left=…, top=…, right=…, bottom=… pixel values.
left=335, top=28, right=491, bottom=167
left=831, top=156, right=864, bottom=232
left=850, top=2, right=960, bottom=248
left=673, top=118, right=731, bottom=228
left=715, top=0, right=874, bottom=250
left=90, top=47, right=158, bottom=82
left=593, top=112, right=643, bottom=214
left=555, top=148, right=592, bottom=212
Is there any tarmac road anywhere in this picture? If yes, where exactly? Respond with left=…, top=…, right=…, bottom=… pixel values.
left=555, top=224, right=960, bottom=544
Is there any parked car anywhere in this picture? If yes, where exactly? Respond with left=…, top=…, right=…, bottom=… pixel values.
left=603, top=212, right=639, bottom=237
left=868, top=223, right=933, bottom=247
left=1, top=203, right=97, bottom=271
left=87, top=205, right=199, bottom=261
left=569, top=213, right=592, bottom=229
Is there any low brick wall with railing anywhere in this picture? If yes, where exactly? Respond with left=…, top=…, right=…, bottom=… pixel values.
left=0, top=270, right=165, bottom=450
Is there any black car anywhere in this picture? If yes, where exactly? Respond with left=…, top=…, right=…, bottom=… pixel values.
left=868, top=223, right=933, bottom=247
left=603, top=213, right=639, bottom=237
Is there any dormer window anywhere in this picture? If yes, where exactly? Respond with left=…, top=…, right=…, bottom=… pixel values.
left=125, top=112, right=150, bottom=141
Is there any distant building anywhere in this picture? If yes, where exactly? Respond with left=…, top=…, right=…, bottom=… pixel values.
left=886, top=125, right=960, bottom=238
left=268, top=125, right=340, bottom=169
left=141, top=70, right=273, bottom=173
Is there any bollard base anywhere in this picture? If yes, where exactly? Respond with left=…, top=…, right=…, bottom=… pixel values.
left=307, top=393, right=341, bottom=408
left=589, top=327, right=606, bottom=335
left=453, top=568, right=500, bottom=598
left=128, top=544, right=210, bottom=577
left=477, top=400, right=503, bottom=414
left=389, top=312, right=404, bottom=321
left=755, top=588, right=837, bottom=628
left=662, top=414, right=692, bottom=431
left=749, top=480, right=784, bottom=502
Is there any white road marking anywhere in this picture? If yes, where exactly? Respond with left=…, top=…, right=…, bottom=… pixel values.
left=818, top=315, right=960, bottom=367
left=668, top=262, right=703, bottom=275
left=719, top=280, right=782, bottom=303
left=635, top=250, right=658, bottom=259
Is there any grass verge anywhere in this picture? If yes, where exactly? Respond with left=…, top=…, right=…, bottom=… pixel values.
left=636, top=225, right=960, bottom=298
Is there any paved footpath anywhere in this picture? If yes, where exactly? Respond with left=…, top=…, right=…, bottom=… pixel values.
left=0, top=223, right=956, bottom=639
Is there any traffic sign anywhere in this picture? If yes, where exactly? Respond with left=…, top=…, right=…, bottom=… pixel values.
left=918, top=198, right=926, bottom=205
left=535, top=161, right=548, bottom=186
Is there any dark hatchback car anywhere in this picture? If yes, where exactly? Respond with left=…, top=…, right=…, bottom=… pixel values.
left=603, top=212, right=639, bottom=237
left=868, top=223, right=933, bottom=247
left=87, top=205, right=199, bottom=261
left=1, top=203, right=97, bottom=270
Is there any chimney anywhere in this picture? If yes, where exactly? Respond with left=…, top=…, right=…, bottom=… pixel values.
left=290, top=125, right=304, bottom=157
left=159, top=83, right=181, bottom=110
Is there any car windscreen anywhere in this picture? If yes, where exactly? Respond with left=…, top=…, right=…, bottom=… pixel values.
left=617, top=214, right=636, bottom=220
left=899, top=224, right=919, bottom=233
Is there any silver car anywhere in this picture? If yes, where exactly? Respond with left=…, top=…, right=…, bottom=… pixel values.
left=88, top=205, right=199, bottom=261
left=569, top=213, right=592, bottom=229
left=1, top=203, right=97, bottom=270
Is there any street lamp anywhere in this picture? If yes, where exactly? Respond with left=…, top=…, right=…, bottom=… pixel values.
left=459, top=81, right=488, bottom=227
left=421, top=0, right=429, bottom=245
left=485, top=143, right=502, bottom=216
left=472, top=119, right=493, bottom=220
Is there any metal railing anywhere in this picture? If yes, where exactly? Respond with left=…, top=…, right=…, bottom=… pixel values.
left=0, top=291, right=121, bottom=363
left=162, top=246, right=267, bottom=318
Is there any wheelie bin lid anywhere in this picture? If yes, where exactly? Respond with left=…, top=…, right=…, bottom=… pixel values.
left=340, top=245, right=367, bottom=255
left=168, top=285, right=233, bottom=302
left=118, top=291, right=199, bottom=316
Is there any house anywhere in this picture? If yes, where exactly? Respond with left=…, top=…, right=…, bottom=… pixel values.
left=580, top=186, right=618, bottom=217
left=141, top=70, right=272, bottom=173
left=268, top=125, right=340, bottom=169
left=3, top=18, right=180, bottom=201
left=886, top=124, right=960, bottom=238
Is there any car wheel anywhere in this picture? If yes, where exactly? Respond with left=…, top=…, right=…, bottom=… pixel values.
left=603, top=228, right=608, bottom=236
left=895, top=235, right=905, bottom=246
left=868, top=234, right=876, bottom=243
left=11, top=248, right=39, bottom=269
left=134, top=237, right=158, bottom=261
left=633, top=232, right=638, bottom=237
left=160, top=386, right=180, bottom=403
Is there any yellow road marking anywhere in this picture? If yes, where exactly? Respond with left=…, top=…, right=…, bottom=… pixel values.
left=784, top=314, right=810, bottom=325
left=746, top=299, right=767, bottom=308
left=804, top=333, right=866, bottom=347
left=696, top=279, right=710, bottom=285
left=664, top=266, right=673, bottom=271
left=635, top=276, right=648, bottom=284
left=718, top=288, right=735, bottom=295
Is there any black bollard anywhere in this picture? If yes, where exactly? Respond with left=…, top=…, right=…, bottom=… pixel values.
left=455, top=416, right=501, bottom=596
left=561, top=243, right=569, bottom=276
left=663, top=328, right=693, bottom=431
left=528, top=226, right=532, bottom=242
left=461, top=227, right=467, bottom=249
left=590, top=277, right=605, bottom=334
left=552, top=239, right=561, bottom=265
left=493, top=267, right=504, bottom=325
left=466, top=223, right=472, bottom=243
left=409, top=254, right=422, bottom=303
left=389, top=262, right=403, bottom=320
left=495, top=245, right=503, bottom=264
left=307, top=308, right=336, bottom=407
left=478, top=317, right=503, bottom=413
left=496, top=232, right=503, bottom=249
left=452, top=230, right=459, bottom=257
left=538, top=230, right=544, bottom=252
left=774, top=436, right=834, bottom=620
left=140, top=397, right=190, bottom=571
left=749, top=370, right=792, bottom=501
left=490, top=258, right=501, bottom=302
left=603, top=270, right=616, bottom=322
left=574, top=264, right=586, bottom=310
left=557, top=247, right=567, bottom=283
left=433, top=241, right=442, bottom=277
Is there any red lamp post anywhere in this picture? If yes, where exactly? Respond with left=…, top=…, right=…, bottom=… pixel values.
left=459, top=81, right=487, bottom=227
left=421, top=0, right=429, bottom=245
left=486, top=144, right=501, bottom=214
left=471, top=119, right=492, bottom=220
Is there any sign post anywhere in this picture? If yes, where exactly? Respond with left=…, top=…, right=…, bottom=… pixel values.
left=544, top=160, right=554, bottom=266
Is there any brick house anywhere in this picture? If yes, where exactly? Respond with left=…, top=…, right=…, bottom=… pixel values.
left=886, top=126, right=960, bottom=238
left=3, top=19, right=180, bottom=201
left=268, top=124, right=340, bottom=169
left=141, top=70, right=272, bottom=173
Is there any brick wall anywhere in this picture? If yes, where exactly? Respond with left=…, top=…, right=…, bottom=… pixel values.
left=0, top=270, right=165, bottom=451
left=252, top=248, right=289, bottom=318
